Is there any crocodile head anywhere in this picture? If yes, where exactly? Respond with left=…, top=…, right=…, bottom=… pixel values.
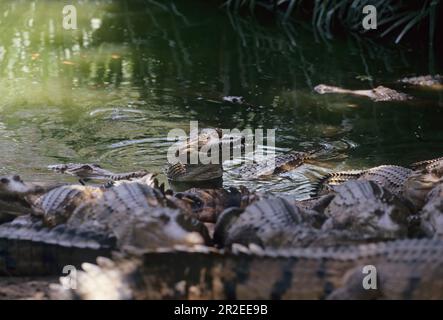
left=0, top=175, right=38, bottom=222
left=167, top=127, right=245, bottom=185
left=403, top=164, right=443, bottom=210
left=0, top=175, right=35, bottom=196
left=48, top=163, right=151, bottom=183
left=48, top=163, right=112, bottom=179
left=117, top=207, right=211, bottom=250
left=314, top=84, right=338, bottom=94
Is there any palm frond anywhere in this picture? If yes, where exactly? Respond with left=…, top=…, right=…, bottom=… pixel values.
left=222, top=0, right=441, bottom=46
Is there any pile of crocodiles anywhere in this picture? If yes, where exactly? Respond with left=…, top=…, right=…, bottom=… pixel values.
left=1, top=75, right=443, bottom=300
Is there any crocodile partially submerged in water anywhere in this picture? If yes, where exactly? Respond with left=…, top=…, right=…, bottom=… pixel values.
left=314, top=75, right=443, bottom=102
left=229, top=150, right=318, bottom=180
left=321, top=180, right=412, bottom=237
left=314, top=84, right=411, bottom=102
left=48, top=163, right=151, bottom=185
left=165, top=127, right=334, bottom=186
left=55, top=238, right=443, bottom=300
left=419, top=183, right=443, bottom=237
left=165, top=128, right=245, bottom=188
left=398, top=75, right=443, bottom=88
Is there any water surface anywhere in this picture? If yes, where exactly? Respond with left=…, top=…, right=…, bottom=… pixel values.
left=1, top=0, right=442, bottom=197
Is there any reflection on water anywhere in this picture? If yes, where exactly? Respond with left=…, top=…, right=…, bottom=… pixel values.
left=0, top=0, right=442, bottom=195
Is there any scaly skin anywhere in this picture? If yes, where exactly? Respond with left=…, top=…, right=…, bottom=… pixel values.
left=213, top=197, right=376, bottom=249
left=311, top=170, right=365, bottom=196
left=29, top=184, right=105, bottom=227
left=166, top=128, right=244, bottom=183
left=166, top=127, right=324, bottom=183
left=0, top=215, right=114, bottom=276
left=312, top=165, right=413, bottom=197
left=410, top=156, right=443, bottom=172
left=231, top=151, right=316, bottom=180
left=312, top=158, right=443, bottom=213
left=171, top=186, right=257, bottom=223
left=58, top=239, right=443, bottom=300
left=314, top=84, right=411, bottom=101
left=403, top=161, right=443, bottom=211
left=322, top=180, right=412, bottom=239
left=0, top=176, right=211, bottom=275
left=48, top=163, right=151, bottom=185
left=420, top=183, right=443, bottom=237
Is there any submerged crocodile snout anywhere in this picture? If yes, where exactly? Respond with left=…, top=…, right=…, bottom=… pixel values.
left=314, top=84, right=335, bottom=94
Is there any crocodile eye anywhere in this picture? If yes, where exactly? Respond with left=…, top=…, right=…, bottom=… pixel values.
left=12, top=175, right=21, bottom=182
left=0, top=178, right=9, bottom=184
left=80, top=165, right=93, bottom=171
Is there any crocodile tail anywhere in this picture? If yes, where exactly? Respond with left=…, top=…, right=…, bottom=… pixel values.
left=0, top=215, right=115, bottom=276
left=53, top=239, right=443, bottom=300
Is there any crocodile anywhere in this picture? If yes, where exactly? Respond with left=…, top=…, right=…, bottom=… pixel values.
left=321, top=180, right=412, bottom=239
left=0, top=175, right=210, bottom=275
left=0, top=215, right=115, bottom=275
left=222, top=96, right=248, bottom=105
left=230, top=150, right=319, bottom=180
left=64, top=179, right=210, bottom=250
left=314, top=84, right=411, bottom=102
left=166, top=128, right=245, bottom=185
left=402, top=160, right=443, bottom=211
left=0, top=175, right=58, bottom=224
left=214, top=181, right=412, bottom=250
left=419, top=183, right=443, bottom=237
left=312, top=165, right=413, bottom=197
left=398, top=75, right=443, bottom=88
left=55, top=238, right=443, bottom=300
left=166, top=127, right=334, bottom=184
left=212, top=197, right=366, bottom=249
left=171, top=186, right=256, bottom=223
left=312, top=159, right=443, bottom=209
left=48, top=163, right=151, bottom=185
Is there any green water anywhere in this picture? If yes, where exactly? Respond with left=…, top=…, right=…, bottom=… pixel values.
left=1, top=0, right=442, bottom=197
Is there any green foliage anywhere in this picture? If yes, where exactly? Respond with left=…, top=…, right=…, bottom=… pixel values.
left=222, top=0, right=441, bottom=45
